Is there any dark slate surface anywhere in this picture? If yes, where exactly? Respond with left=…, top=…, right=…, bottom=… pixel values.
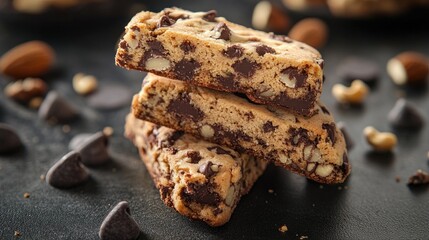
left=1, top=1, right=429, bottom=239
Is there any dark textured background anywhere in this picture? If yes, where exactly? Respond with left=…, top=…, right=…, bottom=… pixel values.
left=1, top=1, right=429, bottom=239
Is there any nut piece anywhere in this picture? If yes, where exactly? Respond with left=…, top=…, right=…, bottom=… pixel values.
left=387, top=51, right=429, bottom=86
left=72, top=73, right=98, bottom=95
left=252, top=1, right=290, bottom=32
left=332, top=80, right=369, bottom=104
left=288, top=18, right=328, bottom=49
left=363, top=126, right=397, bottom=152
left=0, top=41, right=55, bottom=79
left=225, top=186, right=235, bottom=206
left=282, top=0, right=326, bottom=11
left=315, top=164, right=334, bottom=177
left=145, top=57, right=171, bottom=71
left=200, top=125, right=215, bottom=138
left=4, top=77, right=47, bottom=103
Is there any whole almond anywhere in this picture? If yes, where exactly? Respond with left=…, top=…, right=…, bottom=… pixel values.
left=387, top=51, right=429, bottom=86
left=252, top=1, right=290, bottom=32
left=288, top=18, right=328, bottom=49
left=0, top=41, right=55, bottom=79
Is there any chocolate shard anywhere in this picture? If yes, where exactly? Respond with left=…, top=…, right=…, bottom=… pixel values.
left=99, top=201, right=141, bottom=240
left=38, top=91, right=79, bottom=123
left=202, top=10, right=217, bottom=22
left=337, top=122, right=354, bottom=151
left=388, top=98, right=424, bottom=130
left=68, top=133, right=93, bottom=150
left=212, top=23, right=231, bottom=41
left=46, top=151, right=90, bottom=189
left=0, top=123, right=23, bottom=154
left=73, top=132, right=110, bottom=166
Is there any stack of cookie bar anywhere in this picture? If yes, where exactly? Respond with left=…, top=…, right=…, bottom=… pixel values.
left=116, top=8, right=350, bottom=226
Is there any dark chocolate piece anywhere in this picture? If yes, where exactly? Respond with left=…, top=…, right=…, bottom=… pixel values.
left=212, top=23, right=231, bottom=41
left=73, top=132, right=109, bottom=166
left=207, top=146, right=231, bottom=155
left=232, top=58, right=260, bottom=78
left=337, top=122, right=354, bottom=151
left=262, top=121, right=278, bottom=133
left=157, top=15, right=175, bottom=28
left=322, top=123, right=336, bottom=145
left=187, top=151, right=202, bottom=163
left=281, top=67, right=308, bottom=88
left=173, top=59, right=201, bottom=80
left=46, top=151, right=89, bottom=189
left=388, top=98, right=424, bottom=130
left=202, top=10, right=217, bottom=22
left=161, top=131, right=185, bottom=148
left=180, top=40, right=196, bottom=54
left=167, top=93, right=204, bottom=121
left=68, top=133, right=92, bottom=150
left=99, top=201, right=141, bottom=240
left=223, top=45, right=244, bottom=58
left=255, top=44, right=276, bottom=56
left=0, top=123, right=23, bottom=154
left=337, top=57, right=380, bottom=86
left=38, top=91, right=79, bottom=123
left=87, top=85, right=132, bottom=110
left=180, top=183, right=221, bottom=206
left=199, top=161, right=215, bottom=178
left=407, top=170, right=429, bottom=186
left=216, top=74, right=238, bottom=91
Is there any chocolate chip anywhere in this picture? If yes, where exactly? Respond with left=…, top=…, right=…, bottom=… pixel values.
left=161, top=131, right=185, bottom=148
left=180, top=40, right=196, bottom=54
left=273, top=92, right=315, bottom=116
left=337, top=57, right=380, bottom=87
left=262, top=121, right=278, bottom=133
left=46, top=151, right=89, bottom=188
left=99, top=201, right=141, bottom=240
left=223, top=45, right=244, bottom=58
left=232, top=58, right=260, bottom=78
left=157, top=15, right=175, bottom=28
left=0, top=123, right=23, bottom=154
left=187, top=151, right=202, bottom=163
left=87, top=85, right=132, bottom=110
left=73, top=132, right=109, bottom=166
left=244, top=111, right=255, bottom=120
left=207, top=146, right=230, bottom=155
left=255, top=44, right=276, bottom=56
left=212, top=23, right=231, bottom=41
left=388, top=98, right=424, bottom=130
left=337, top=122, right=354, bottom=151
left=407, top=170, right=429, bottom=186
left=202, top=10, right=217, bottom=22
left=322, top=123, right=336, bottom=145
left=257, top=138, right=267, bottom=147
left=167, top=93, right=204, bottom=121
left=199, top=161, right=215, bottom=177
left=38, top=91, right=79, bottom=124
left=180, top=183, right=221, bottom=206
left=173, top=59, right=201, bottom=80
left=269, top=33, right=293, bottom=43
left=216, top=73, right=238, bottom=91
left=281, top=67, right=308, bottom=88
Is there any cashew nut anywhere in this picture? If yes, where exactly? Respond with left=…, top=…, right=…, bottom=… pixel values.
left=332, top=80, right=369, bottom=104
left=363, top=126, right=397, bottom=151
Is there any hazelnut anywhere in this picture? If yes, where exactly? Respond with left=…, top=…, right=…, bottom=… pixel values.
left=145, top=57, right=171, bottom=71
left=387, top=51, right=429, bottom=86
left=363, top=126, right=397, bottom=152
left=72, top=73, right=98, bottom=95
left=252, top=1, right=290, bottom=32
left=332, top=80, right=369, bottom=104
left=288, top=18, right=328, bottom=49
left=315, top=164, right=333, bottom=177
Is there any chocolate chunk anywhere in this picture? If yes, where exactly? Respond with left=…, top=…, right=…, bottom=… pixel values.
left=407, top=170, right=429, bottom=186
left=180, top=40, right=196, bottom=54
left=167, top=93, right=204, bottom=121
left=223, top=45, right=244, bottom=58
left=161, top=131, right=185, bottom=148
left=341, top=153, right=350, bottom=175
left=337, top=122, right=354, bottom=151
left=388, top=98, right=424, bottom=130
left=46, top=151, right=89, bottom=189
left=199, top=161, right=215, bottom=177
left=212, top=23, right=231, bottom=41
left=255, top=44, right=276, bottom=56
left=216, top=73, right=238, bottom=91
left=232, top=58, right=260, bottom=78
left=244, top=111, right=255, bottom=120
left=0, top=124, right=23, bottom=154
left=281, top=67, right=308, bottom=88
left=180, top=183, right=221, bottom=206
left=337, top=57, right=380, bottom=86
left=288, top=128, right=311, bottom=146
left=173, top=59, right=201, bottom=80
left=73, top=132, right=109, bottom=166
left=68, top=133, right=93, bottom=150
left=257, top=138, right=267, bottom=147
left=141, top=40, right=167, bottom=63
left=273, top=92, right=315, bottom=116
left=211, top=124, right=252, bottom=153
left=157, top=15, right=175, bottom=28
left=38, top=91, right=79, bottom=124
left=207, top=146, right=230, bottom=155
left=99, top=201, right=141, bottom=240
left=87, top=85, right=132, bottom=110
left=263, top=121, right=278, bottom=133
left=202, top=10, right=217, bottom=22
left=322, top=123, right=336, bottom=145
left=187, top=151, right=202, bottom=163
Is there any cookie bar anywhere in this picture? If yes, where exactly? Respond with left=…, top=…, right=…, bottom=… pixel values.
left=124, top=114, right=267, bottom=227
left=132, top=74, right=350, bottom=184
left=116, top=8, right=324, bottom=116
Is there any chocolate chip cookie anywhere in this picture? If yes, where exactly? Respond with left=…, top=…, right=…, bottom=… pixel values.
left=116, top=8, right=324, bottom=116
left=132, top=73, right=350, bottom=184
left=125, top=114, right=268, bottom=227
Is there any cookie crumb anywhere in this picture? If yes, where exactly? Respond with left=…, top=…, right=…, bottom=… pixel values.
left=268, top=189, right=274, bottom=194
left=103, top=126, right=114, bottom=137
left=407, top=169, right=429, bottom=186
left=319, top=185, right=324, bottom=189
left=40, top=174, right=46, bottom=181
left=62, top=125, right=71, bottom=133
left=395, top=176, right=401, bottom=183
left=14, top=230, right=21, bottom=237
left=23, top=192, right=30, bottom=198
left=300, top=236, right=309, bottom=239
left=278, top=224, right=288, bottom=233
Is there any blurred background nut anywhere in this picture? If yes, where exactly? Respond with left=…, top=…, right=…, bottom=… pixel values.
left=73, top=73, right=98, bottom=95
left=332, top=79, right=369, bottom=104
left=282, top=0, right=327, bottom=11
left=0, top=41, right=55, bottom=79
left=4, top=77, right=47, bottom=103
left=364, top=126, right=397, bottom=152
left=252, top=1, right=290, bottom=32
left=387, top=51, right=429, bottom=86
left=288, top=18, right=328, bottom=49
